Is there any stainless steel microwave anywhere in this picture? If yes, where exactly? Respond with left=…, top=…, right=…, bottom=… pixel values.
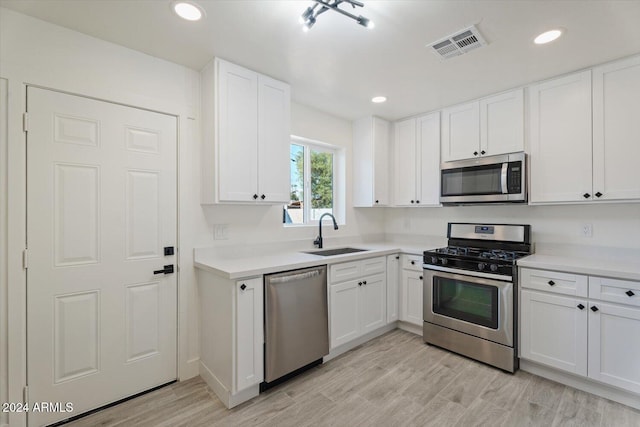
left=440, top=152, right=526, bottom=204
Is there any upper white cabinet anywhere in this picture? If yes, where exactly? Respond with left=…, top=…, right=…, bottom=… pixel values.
left=353, top=116, right=390, bottom=207
left=592, top=56, right=640, bottom=201
left=393, top=112, right=441, bottom=207
left=441, top=89, right=524, bottom=162
left=201, top=58, right=290, bottom=204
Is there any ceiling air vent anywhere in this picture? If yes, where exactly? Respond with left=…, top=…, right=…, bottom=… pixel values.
left=427, top=25, right=487, bottom=60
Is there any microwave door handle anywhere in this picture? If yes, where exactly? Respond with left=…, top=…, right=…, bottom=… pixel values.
left=501, top=163, right=508, bottom=194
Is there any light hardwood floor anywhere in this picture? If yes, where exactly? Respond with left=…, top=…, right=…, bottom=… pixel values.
left=66, top=330, right=640, bottom=427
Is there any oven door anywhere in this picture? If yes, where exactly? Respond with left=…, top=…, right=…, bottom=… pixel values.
left=423, top=267, right=513, bottom=347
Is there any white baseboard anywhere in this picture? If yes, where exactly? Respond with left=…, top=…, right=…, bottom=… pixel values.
left=324, top=323, right=397, bottom=362
left=199, top=361, right=258, bottom=409
left=180, top=357, right=200, bottom=380
left=521, top=360, right=640, bottom=411
left=397, top=321, right=422, bottom=336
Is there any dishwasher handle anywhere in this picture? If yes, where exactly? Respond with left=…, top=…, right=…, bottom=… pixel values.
left=268, top=269, right=321, bottom=284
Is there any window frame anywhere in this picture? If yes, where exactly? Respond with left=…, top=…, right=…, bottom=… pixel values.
left=285, top=135, right=344, bottom=227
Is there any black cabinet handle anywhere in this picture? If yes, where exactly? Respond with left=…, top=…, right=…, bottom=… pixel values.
left=363, top=280, right=367, bottom=285
left=577, top=304, right=585, bottom=310
left=416, top=200, right=420, bottom=204
left=375, top=200, right=379, bottom=204
left=548, top=280, right=555, bottom=286
left=260, top=194, right=266, bottom=200
left=626, top=290, right=635, bottom=297
left=473, top=151, right=479, bottom=156
left=595, top=192, right=603, bottom=198
left=252, top=194, right=258, bottom=200
left=591, top=306, right=599, bottom=312
left=411, top=260, right=415, bottom=265
left=358, top=281, right=363, bottom=286
left=480, top=150, right=486, bottom=155
left=410, top=200, right=415, bottom=204
left=395, top=256, right=400, bottom=260
left=583, top=193, right=591, bottom=199
left=419, top=276, right=423, bottom=280
left=153, top=264, right=174, bottom=275
left=240, top=284, right=246, bottom=291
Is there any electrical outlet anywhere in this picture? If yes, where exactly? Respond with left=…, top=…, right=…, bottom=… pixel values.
left=581, top=223, right=593, bottom=238
left=214, top=224, right=229, bottom=240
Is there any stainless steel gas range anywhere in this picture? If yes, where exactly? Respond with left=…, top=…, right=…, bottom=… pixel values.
left=423, top=223, right=532, bottom=373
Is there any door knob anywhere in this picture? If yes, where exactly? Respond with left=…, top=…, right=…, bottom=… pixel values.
left=480, top=150, right=486, bottom=155
left=577, top=304, right=585, bottom=310
left=590, top=306, right=599, bottom=312
left=626, top=290, right=635, bottom=297
left=595, top=192, right=603, bottom=198
left=252, top=194, right=259, bottom=200
left=153, top=264, right=174, bottom=275
left=240, top=284, right=246, bottom=291
left=583, top=193, right=591, bottom=199
left=548, top=280, right=555, bottom=286
left=260, top=194, right=266, bottom=200
left=473, top=151, right=479, bottom=156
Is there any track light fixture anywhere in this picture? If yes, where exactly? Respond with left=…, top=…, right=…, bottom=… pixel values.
left=299, top=0, right=374, bottom=31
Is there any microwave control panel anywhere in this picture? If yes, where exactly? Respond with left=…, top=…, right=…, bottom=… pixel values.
left=507, top=162, right=522, bottom=193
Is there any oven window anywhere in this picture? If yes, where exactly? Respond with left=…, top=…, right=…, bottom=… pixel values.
left=433, top=277, right=498, bottom=329
left=441, top=163, right=503, bottom=196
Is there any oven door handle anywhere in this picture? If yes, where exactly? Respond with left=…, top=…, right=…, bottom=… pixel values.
left=501, top=162, right=509, bottom=194
left=423, top=264, right=513, bottom=284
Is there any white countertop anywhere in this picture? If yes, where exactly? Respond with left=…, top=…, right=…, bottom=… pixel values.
left=517, top=254, right=640, bottom=281
left=194, top=242, right=431, bottom=280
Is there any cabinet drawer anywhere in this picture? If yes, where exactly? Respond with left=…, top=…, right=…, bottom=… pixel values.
left=589, top=277, right=640, bottom=307
left=361, top=257, right=386, bottom=276
left=330, top=260, right=361, bottom=283
left=402, top=254, right=423, bottom=271
left=520, top=268, right=588, bottom=297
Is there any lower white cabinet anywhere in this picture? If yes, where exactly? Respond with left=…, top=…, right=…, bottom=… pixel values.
left=386, top=254, right=400, bottom=323
left=520, top=267, right=640, bottom=395
left=197, top=271, right=263, bottom=408
left=399, top=254, right=424, bottom=326
left=329, top=257, right=386, bottom=349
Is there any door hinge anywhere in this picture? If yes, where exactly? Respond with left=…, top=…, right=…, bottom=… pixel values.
left=23, top=386, right=29, bottom=405
left=22, top=249, right=28, bottom=269
left=22, top=112, right=29, bottom=132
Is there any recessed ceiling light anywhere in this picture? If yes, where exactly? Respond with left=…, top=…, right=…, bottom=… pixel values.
left=534, top=29, right=563, bottom=45
left=371, top=96, right=387, bottom=103
left=172, top=1, right=205, bottom=21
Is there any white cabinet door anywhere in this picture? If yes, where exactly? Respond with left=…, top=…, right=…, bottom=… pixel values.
left=592, top=56, right=640, bottom=201
left=588, top=302, right=640, bottom=394
left=217, top=60, right=259, bottom=202
left=393, top=118, right=418, bottom=206
left=235, top=277, right=264, bottom=391
left=520, top=290, right=588, bottom=376
left=257, top=74, right=290, bottom=203
left=480, top=89, right=524, bottom=156
left=386, top=255, right=400, bottom=323
left=360, top=274, right=386, bottom=335
left=417, top=112, right=441, bottom=206
left=353, top=117, right=390, bottom=207
left=330, top=280, right=360, bottom=349
left=373, top=117, right=390, bottom=205
left=401, top=270, right=424, bottom=326
left=441, top=101, right=480, bottom=162
left=529, top=70, right=593, bottom=203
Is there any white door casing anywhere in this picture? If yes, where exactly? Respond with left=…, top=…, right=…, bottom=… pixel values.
left=27, top=87, right=177, bottom=426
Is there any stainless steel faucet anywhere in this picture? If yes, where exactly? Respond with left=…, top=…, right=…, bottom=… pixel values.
left=313, top=213, right=338, bottom=249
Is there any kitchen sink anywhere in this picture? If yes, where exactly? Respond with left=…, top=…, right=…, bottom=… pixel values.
left=305, top=247, right=369, bottom=257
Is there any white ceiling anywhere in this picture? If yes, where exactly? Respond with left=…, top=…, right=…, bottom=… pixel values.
left=2, top=0, right=640, bottom=121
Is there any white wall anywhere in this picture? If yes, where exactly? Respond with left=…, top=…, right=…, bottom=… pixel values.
left=386, top=203, right=640, bottom=256
left=201, top=102, right=385, bottom=247
left=0, top=8, right=210, bottom=425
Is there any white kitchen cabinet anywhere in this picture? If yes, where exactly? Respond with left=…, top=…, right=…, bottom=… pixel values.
left=401, top=270, right=424, bottom=326
left=520, top=289, right=588, bottom=376
left=592, top=55, right=640, bottom=201
left=393, top=112, right=440, bottom=207
left=441, top=89, right=524, bottom=162
left=201, top=57, right=290, bottom=204
left=329, top=257, right=387, bottom=349
left=197, top=271, right=263, bottom=408
left=353, top=116, right=390, bottom=206
left=520, top=267, right=640, bottom=396
left=386, top=254, right=400, bottom=323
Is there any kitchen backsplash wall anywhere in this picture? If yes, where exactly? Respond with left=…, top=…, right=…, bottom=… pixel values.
left=201, top=103, right=386, bottom=247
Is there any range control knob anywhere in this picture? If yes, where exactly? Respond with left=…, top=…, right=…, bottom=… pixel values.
left=431, top=256, right=439, bottom=264
left=477, top=263, right=486, bottom=271
left=490, top=264, right=499, bottom=272
left=440, top=258, right=448, bottom=266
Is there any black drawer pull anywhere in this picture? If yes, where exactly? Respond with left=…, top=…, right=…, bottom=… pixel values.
left=577, top=304, right=585, bottom=310
left=626, top=290, right=635, bottom=297
left=358, top=282, right=362, bottom=286
left=548, top=280, right=555, bottom=286
left=411, top=260, right=415, bottom=265
left=473, top=151, right=479, bottom=156
left=363, top=280, right=367, bottom=285
left=240, top=284, right=246, bottom=291
left=419, top=276, right=423, bottom=280
left=591, top=306, right=599, bottom=312
left=583, top=193, right=591, bottom=199
left=595, top=192, right=603, bottom=198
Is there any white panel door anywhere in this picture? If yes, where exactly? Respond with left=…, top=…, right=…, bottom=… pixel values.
left=417, top=112, right=441, bottom=206
left=441, top=101, right=480, bottom=162
left=480, top=89, right=524, bottom=156
left=257, top=74, right=290, bottom=203
left=217, top=59, right=258, bottom=202
left=401, top=270, right=424, bottom=326
left=393, top=118, right=417, bottom=206
left=529, top=70, right=593, bottom=203
left=235, top=278, right=264, bottom=391
left=330, top=280, right=360, bottom=349
left=27, top=87, right=177, bottom=426
left=592, top=56, right=640, bottom=201
left=359, top=274, right=386, bottom=335
left=386, top=255, right=400, bottom=323
left=588, top=302, right=640, bottom=394
left=520, top=290, right=587, bottom=376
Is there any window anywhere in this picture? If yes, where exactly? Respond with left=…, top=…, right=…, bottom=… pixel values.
left=284, top=136, right=343, bottom=225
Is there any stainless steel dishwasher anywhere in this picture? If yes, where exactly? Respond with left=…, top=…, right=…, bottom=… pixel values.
left=263, top=265, right=329, bottom=389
